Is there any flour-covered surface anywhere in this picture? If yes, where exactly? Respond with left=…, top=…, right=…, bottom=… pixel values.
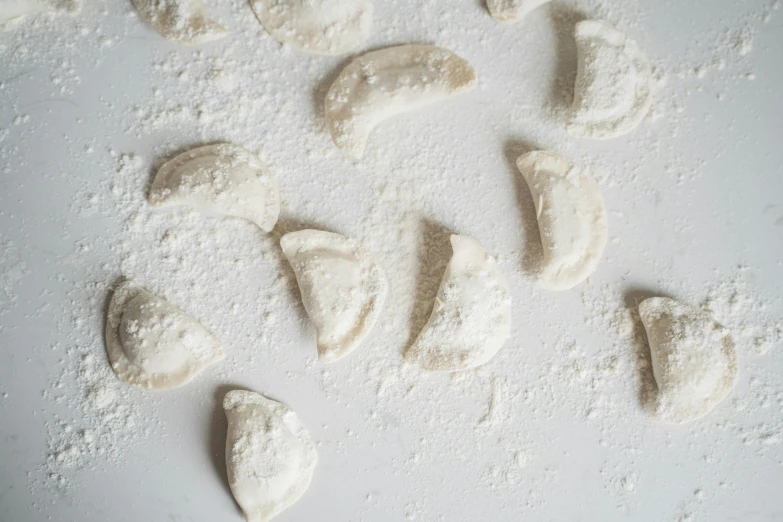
left=1, top=0, right=782, bottom=521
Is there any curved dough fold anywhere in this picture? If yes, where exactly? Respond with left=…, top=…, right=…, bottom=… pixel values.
left=639, top=297, right=738, bottom=424
left=249, top=0, right=372, bottom=55
left=224, top=390, right=317, bottom=522
left=104, top=280, right=224, bottom=390
left=516, top=151, right=607, bottom=291
left=325, top=44, right=477, bottom=159
left=149, top=143, right=280, bottom=232
left=281, top=229, right=387, bottom=363
left=406, top=235, right=511, bottom=372
left=568, top=20, right=652, bottom=139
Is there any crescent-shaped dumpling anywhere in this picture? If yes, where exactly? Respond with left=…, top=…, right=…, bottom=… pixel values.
left=148, top=143, right=280, bottom=232
left=280, top=229, right=387, bottom=363
left=485, top=0, right=552, bottom=22
left=405, top=235, right=511, bottom=372
left=0, top=0, right=78, bottom=23
left=224, top=390, right=317, bottom=522
left=131, top=0, right=227, bottom=45
left=249, top=0, right=372, bottom=55
left=639, top=297, right=738, bottom=424
left=325, top=44, right=478, bottom=159
left=104, top=280, right=224, bottom=390
left=568, top=20, right=653, bottom=139
left=516, top=151, right=607, bottom=291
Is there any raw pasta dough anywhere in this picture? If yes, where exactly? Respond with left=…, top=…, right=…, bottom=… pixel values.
left=516, top=151, right=607, bottom=290
left=281, top=229, right=387, bottom=363
left=224, top=390, right=317, bottom=522
left=148, top=143, right=280, bottom=232
left=568, top=20, right=653, bottom=139
left=325, top=44, right=477, bottom=159
left=249, top=0, right=372, bottom=55
left=406, top=235, right=511, bottom=372
left=639, top=297, right=738, bottom=424
left=104, top=280, right=224, bottom=390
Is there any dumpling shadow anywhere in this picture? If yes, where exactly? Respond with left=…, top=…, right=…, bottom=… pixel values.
left=404, top=217, right=454, bottom=354
left=503, top=138, right=544, bottom=277
left=547, top=4, right=587, bottom=111
left=207, top=383, right=250, bottom=516
left=622, top=286, right=673, bottom=410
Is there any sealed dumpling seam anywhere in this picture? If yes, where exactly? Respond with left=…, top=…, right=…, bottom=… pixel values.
left=516, top=150, right=607, bottom=291
left=405, top=234, right=511, bottom=372
left=568, top=19, right=653, bottom=139
left=280, top=229, right=387, bottom=363
left=325, top=44, right=478, bottom=159
left=224, top=390, right=317, bottom=522
left=104, top=279, right=224, bottom=390
left=148, top=143, right=280, bottom=232
left=249, top=0, right=373, bottom=55
left=639, top=297, right=738, bottom=424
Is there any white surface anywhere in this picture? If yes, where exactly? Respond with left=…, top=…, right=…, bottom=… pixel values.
left=1, top=0, right=782, bottom=521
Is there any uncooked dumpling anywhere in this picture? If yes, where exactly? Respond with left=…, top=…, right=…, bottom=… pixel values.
left=639, top=297, right=738, bottom=424
left=516, top=151, right=607, bottom=291
left=280, top=230, right=387, bottom=363
left=104, top=280, right=224, bottom=390
left=249, top=0, right=372, bottom=55
left=0, top=0, right=78, bottom=23
left=406, top=235, right=511, bottom=372
left=132, top=0, right=227, bottom=45
left=568, top=20, right=652, bottom=139
left=224, top=390, right=317, bottom=522
left=325, top=44, right=477, bottom=159
left=149, top=143, right=280, bottom=232
left=486, top=0, right=552, bottom=22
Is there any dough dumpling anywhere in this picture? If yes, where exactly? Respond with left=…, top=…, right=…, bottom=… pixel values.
left=325, top=44, right=477, bottom=159
left=568, top=20, right=653, bottom=139
left=281, top=230, right=387, bottom=363
left=131, top=0, right=227, bottom=45
left=224, top=390, right=317, bottom=522
left=406, top=235, right=511, bottom=372
left=516, top=151, right=607, bottom=291
left=149, top=143, right=280, bottom=232
left=639, top=297, right=738, bottom=424
left=104, top=280, right=224, bottom=390
left=249, top=0, right=372, bottom=55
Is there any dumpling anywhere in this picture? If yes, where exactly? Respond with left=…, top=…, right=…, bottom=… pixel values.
left=485, top=0, right=552, bottom=22
left=568, top=20, right=653, bottom=139
left=131, top=0, right=227, bottom=45
left=224, top=390, right=317, bottom=522
left=280, top=230, right=387, bottom=363
left=406, top=235, right=511, bottom=372
left=148, top=143, right=280, bottom=232
left=0, top=0, right=78, bottom=23
left=516, top=151, right=607, bottom=291
left=325, top=44, right=477, bottom=159
left=639, top=297, right=738, bottom=424
left=104, top=280, right=224, bottom=390
left=249, top=0, right=372, bottom=55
